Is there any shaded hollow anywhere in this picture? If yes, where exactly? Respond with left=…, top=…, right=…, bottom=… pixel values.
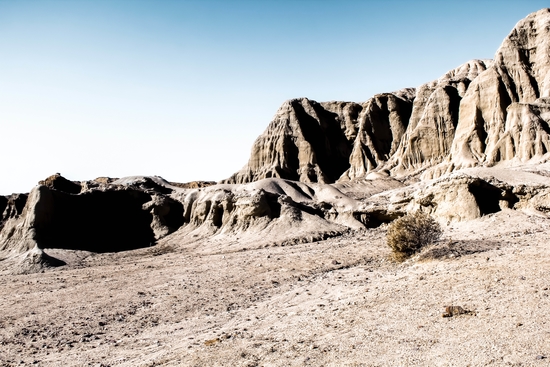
left=35, top=188, right=155, bottom=252
left=292, top=100, right=353, bottom=182
left=468, top=181, right=518, bottom=216
left=2, top=194, right=29, bottom=221
left=161, top=198, right=185, bottom=230
left=354, top=210, right=404, bottom=228
left=0, top=196, right=8, bottom=218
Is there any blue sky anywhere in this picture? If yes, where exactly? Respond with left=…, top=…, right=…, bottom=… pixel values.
left=0, top=0, right=548, bottom=194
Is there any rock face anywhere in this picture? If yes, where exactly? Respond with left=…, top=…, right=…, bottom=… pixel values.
left=224, top=98, right=363, bottom=184
left=0, top=175, right=185, bottom=273
left=340, top=89, right=415, bottom=180
left=450, top=9, right=550, bottom=170
left=227, top=8, right=550, bottom=183
left=362, top=167, right=550, bottom=223
left=1, top=193, right=28, bottom=227
left=388, top=60, right=492, bottom=176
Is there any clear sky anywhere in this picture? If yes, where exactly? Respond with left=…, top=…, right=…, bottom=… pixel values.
left=0, top=0, right=548, bottom=194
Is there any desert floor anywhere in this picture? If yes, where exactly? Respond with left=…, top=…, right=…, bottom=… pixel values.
left=1, top=209, right=550, bottom=366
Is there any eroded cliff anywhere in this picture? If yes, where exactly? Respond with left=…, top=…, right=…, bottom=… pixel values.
left=229, top=8, right=550, bottom=183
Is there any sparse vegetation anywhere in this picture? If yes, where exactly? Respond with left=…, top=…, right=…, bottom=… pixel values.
left=386, top=211, right=442, bottom=261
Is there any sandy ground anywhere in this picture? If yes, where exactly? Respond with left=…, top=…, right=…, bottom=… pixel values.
left=1, top=209, right=550, bottom=366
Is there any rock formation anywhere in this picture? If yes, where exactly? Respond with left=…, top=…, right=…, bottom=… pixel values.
left=1, top=193, right=28, bottom=227
left=38, top=173, right=82, bottom=194
left=449, top=8, right=550, bottom=171
left=388, top=60, right=491, bottom=176
left=228, top=8, right=550, bottom=183
left=340, top=89, right=415, bottom=180
left=0, top=175, right=185, bottom=273
left=3, top=9, right=550, bottom=274
left=224, top=98, right=363, bottom=184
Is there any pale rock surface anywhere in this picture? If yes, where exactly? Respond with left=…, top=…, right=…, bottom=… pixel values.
left=364, top=166, right=550, bottom=223
left=388, top=60, right=492, bottom=176
left=224, top=98, right=362, bottom=184
left=340, top=88, right=415, bottom=180
left=227, top=8, right=550, bottom=183
left=450, top=8, right=550, bottom=169
left=169, top=178, right=367, bottom=251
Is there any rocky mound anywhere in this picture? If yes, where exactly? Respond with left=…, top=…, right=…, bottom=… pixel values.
left=226, top=8, right=550, bottom=183
left=3, top=165, right=550, bottom=274
left=0, top=175, right=184, bottom=273
left=38, top=173, right=82, bottom=194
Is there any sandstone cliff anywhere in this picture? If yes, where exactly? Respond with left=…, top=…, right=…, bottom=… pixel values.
left=224, top=98, right=362, bottom=184
left=228, top=8, right=550, bottom=183
left=450, top=8, right=550, bottom=170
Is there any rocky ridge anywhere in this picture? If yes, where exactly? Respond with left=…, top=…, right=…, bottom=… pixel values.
left=227, top=8, right=550, bottom=183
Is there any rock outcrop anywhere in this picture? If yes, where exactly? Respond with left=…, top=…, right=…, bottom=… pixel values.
left=1, top=193, right=28, bottom=227
left=0, top=175, right=186, bottom=273
left=450, top=8, right=550, bottom=170
left=388, top=60, right=492, bottom=176
left=228, top=8, right=550, bottom=183
left=224, top=98, right=362, bottom=184
left=340, top=89, right=415, bottom=180
left=38, top=173, right=82, bottom=194
left=363, top=167, right=550, bottom=223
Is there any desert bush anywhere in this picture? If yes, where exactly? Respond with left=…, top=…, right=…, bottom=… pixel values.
left=386, top=211, right=442, bottom=261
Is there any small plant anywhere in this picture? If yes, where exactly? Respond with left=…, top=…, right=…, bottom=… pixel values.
left=386, top=211, right=442, bottom=261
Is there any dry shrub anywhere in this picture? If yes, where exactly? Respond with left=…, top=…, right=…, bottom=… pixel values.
left=387, top=211, right=442, bottom=261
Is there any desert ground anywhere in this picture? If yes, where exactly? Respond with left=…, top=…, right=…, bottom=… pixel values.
left=1, top=207, right=549, bottom=367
